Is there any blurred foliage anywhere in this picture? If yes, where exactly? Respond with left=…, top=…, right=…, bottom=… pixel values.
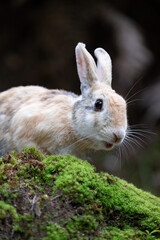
left=123, top=139, right=160, bottom=196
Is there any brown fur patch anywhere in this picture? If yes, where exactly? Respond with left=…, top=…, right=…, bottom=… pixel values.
left=108, top=94, right=127, bottom=127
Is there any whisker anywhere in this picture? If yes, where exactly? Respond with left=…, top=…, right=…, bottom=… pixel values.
left=62, top=132, right=98, bottom=153
left=117, top=146, right=122, bottom=166
left=126, top=87, right=147, bottom=103
left=127, top=132, right=153, bottom=142
left=124, top=77, right=143, bottom=100
left=118, top=143, right=127, bottom=161
left=126, top=98, right=142, bottom=105
left=127, top=130, right=156, bottom=143
left=125, top=135, right=144, bottom=150
left=123, top=138, right=136, bottom=155
left=127, top=130, right=156, bottom=136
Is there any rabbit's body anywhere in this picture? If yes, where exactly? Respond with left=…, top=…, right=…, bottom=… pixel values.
left=0, top=86, right=82, bottom=156
left=0, top=43, right=127, bottom=157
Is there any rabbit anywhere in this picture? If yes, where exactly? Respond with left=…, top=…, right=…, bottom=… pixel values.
left=0, top=43, right=127, bottom=158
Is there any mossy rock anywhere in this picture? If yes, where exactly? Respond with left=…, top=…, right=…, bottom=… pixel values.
left=0, top=146, right=160, bottom=240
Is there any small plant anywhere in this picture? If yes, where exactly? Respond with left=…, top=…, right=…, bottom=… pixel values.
left=145, top=229, right=160, bottom=239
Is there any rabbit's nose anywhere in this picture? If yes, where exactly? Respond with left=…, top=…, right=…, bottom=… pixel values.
left=113, top=130, right=125, bottom=144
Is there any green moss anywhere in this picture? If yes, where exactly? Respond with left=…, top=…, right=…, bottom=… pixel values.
left=42, top=222, right=69, bottom=240
left=0, top=163, right=6, bottom=180
left=0, top=183, right=11, bottom=200
left=0, top=200, right=19, bottom=220
left=42, top=153, right=160, bottom=238
left=66, top=215, right=99, bottom=235
left=100, top=226, right=145, bottom=240
left=22, top=146, right=45, bottom=161
left=0, top=146, right=160, bottom=239
left=43, top=155, right=160, bottom=232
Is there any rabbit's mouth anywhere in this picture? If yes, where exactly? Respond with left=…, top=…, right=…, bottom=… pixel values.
left=104, top=142, right=114, bottom=149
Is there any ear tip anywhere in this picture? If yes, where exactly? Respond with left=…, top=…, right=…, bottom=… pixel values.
left=94, top=48, right=110, bottom=58
left=76, top=42, right=86, bottom=52
left=94, top=47, right=103, bottom=53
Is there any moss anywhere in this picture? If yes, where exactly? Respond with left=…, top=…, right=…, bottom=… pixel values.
left=66, top=215, right=99, bottom=236
left=0, top=146, right=160, bottom=239
left=22, top=146, right=45, bottom=161
left=44, top=155, right=160, bottom=230
left=0, top=201, right=19, bottom=220
left=100, top=226, right=145, bottom=240
left=42, top=222, right=69, bottom=240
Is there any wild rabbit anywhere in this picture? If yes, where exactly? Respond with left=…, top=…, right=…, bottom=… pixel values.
left=0, top=43, right=127, bottom=157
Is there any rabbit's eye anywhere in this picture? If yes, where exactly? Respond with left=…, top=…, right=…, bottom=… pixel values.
left=94, top=99, right=103, bottom=111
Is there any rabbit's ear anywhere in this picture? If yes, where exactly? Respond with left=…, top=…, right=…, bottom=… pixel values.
left=94, top=48, right=112, bottom=87
left=75, top=43, right=97, bottom=95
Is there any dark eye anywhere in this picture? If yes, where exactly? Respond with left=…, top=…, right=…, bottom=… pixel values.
left=94, top=99, right=103, bottom=111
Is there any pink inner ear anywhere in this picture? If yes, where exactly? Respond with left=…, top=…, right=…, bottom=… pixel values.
left=76, top=43, right=98, bottom=85
left=76, top=49, right=86, bottom=81
left=77, top=51, right=83, bottom=66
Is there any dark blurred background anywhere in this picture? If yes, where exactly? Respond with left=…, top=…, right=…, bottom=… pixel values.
left=1, top=0, right=160, bottom=195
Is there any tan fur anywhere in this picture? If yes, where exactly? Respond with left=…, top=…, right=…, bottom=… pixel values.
left=108, top=94, right=127, bottom=127
left=92, top=83, right=127, bottom=128
left=0, top=43, right=127, bottom=158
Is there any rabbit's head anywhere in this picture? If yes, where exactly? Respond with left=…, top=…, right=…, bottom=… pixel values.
left=73, top=43, right=127, bottom=151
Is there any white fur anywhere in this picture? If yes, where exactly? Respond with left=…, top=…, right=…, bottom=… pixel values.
left=0, top=43, right=127, bottom=157
left=94, top=48, right=112, bottom=86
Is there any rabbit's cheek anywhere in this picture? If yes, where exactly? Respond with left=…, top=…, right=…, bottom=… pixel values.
left=109, top=96, right=127, bottom=129
left=81, top=114, right=96, bottom=134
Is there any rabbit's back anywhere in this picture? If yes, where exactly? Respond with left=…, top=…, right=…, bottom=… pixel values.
left=0, top=86, right=47, bottom=133
left=0, top=43, right=128, bottom=158
left=0, top=86, right=79, bottom=156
